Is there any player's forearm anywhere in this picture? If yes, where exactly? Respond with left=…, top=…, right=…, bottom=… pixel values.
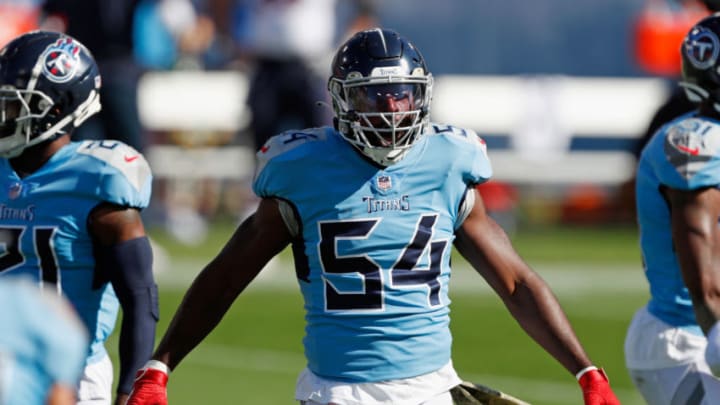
left=503, top=275, right=593, bottom=375
left=152, top=261, right=243, bottom=370
left=114, top=393, right=128, bottom=405
left=117, top=299, right=158, bottom=394
left=687, top=259, right=720, bottom=334
left=153, top=209, right=287, bottom=370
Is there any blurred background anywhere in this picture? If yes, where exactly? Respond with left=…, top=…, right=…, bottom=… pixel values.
left=3, top=0, right=698, bottom=237
left=3, top=0, right=709, bottom=403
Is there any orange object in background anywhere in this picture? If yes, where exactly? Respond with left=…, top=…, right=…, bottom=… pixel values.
left=633, top=0, right=709, bottom=77
left=476, top=181, right=518, bottom=213
left=0, top=4, right=40, bottom=49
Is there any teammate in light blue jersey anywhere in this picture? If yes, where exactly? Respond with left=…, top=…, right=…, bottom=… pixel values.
left=129, top=28, right=619, bottom=405
left=626, top=14, right=720, bottom=404
left=0, top=277, right=88, bottom=405
left=0, top=31, right=157, bottom=405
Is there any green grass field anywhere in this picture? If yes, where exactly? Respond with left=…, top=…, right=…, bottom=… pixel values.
left=111, top=222, right=649, bottom=404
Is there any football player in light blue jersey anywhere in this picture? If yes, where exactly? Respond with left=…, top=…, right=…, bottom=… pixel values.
left=0, top=277, right=88, bottom=405
left=626, top=14, right=720, bottom=404
left=0, top=31, right=157, bottom=405
left=129, top=28, right=619, bottom=405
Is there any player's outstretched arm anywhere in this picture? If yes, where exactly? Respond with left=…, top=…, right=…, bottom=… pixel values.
left=453, top=188, right=620, bottom=405
left=126, top=198, right=293, bottom=405
left=665, top=186, right=720, bottom=375
left=88, top=204, right=157, bottom=405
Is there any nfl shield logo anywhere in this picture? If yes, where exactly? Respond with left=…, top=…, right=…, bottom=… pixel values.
left=377, top=175, right=392, bottom=191
left=8, top=182, right=22, bottom=199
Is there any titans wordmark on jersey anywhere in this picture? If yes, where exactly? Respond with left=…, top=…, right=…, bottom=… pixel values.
left=0, top=140, right=151, bottom=364
left=254, top=124, right=491, bottom=382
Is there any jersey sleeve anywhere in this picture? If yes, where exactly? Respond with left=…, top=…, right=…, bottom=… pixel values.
left=76, top=140, right=153, bottom=209
left=465, top=129, right=493, bottom=186
left=651, top=118, right=720, bottom=190
left=253, top=128, right=329, bottom=199
left=431, top=124, right=493, bottom=186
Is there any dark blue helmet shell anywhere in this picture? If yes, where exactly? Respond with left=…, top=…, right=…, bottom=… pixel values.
left=680, top=15, right=720, bottom=104
left=0, top=30, right=101, bottom=157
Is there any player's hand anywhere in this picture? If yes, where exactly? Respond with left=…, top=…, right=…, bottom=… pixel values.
left=578, top=368, right=620, bottom=405
left=705, top=322, right=720, bottom=377
left=126, top=361, right=169, bottom=405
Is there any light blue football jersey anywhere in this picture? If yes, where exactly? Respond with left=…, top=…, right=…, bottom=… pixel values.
left=0, top=140, right=152, bottom=364
left=0, top=277, right=88, bottom=405
left=254, top=125, right=492, bottom=382
left=637, top=113, right=720, bottom=336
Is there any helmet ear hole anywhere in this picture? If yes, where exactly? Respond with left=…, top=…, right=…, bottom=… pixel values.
left=49, top=105, right=62, bottom=118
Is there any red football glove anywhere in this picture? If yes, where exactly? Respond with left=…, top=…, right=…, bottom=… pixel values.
left=578, top=367, right=620, bottom=405
left=126, top=361, right=170, bottom=405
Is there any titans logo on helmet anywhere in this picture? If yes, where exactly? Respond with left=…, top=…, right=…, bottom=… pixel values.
left=684, top=26, right=720, bottom=70
left=40, top=38, right=81, bottom=84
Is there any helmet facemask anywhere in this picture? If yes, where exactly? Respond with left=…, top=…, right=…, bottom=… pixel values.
left=0, top=87, right=54, bottom=158
left=330, top=68, right=433, bottom=166
left=0, top=85, right=100, bottom=158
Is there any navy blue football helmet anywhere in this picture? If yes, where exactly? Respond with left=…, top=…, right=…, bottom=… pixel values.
left=0, top=31, right=101, bottom=158
left=680, top=15, right=720, bottom=108
left=328, top=28, right=433, bottom=166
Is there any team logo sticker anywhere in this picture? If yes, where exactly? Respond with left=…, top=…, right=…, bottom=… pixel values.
left=40, top=37, right=81, bottom=83
left=684, top=26, right=720, bottom=70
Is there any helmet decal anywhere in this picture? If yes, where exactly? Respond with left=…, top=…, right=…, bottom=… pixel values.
left=684, top=27, right=720, bottom=70
left=0, top=31, right=101, bottom=158
left=40, top=37, right=81, bottom=84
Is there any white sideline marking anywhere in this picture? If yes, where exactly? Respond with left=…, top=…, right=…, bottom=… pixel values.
left=156, top=257, right=646, bottom=295
left=180, top=343, right=644, bottom=405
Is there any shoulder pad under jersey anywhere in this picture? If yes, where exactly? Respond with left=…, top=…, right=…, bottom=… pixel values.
left=427, top=123, right=492, bottom=184
left=255, top=128, right=329, bottom=174
left=428, top=123, right=489, bottom=157
left=75, top=140, right=152, bottom=207
left=658, top=117, right=720, bottom=188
